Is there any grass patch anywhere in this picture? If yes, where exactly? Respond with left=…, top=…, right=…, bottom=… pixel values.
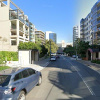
left=0, top=66, right=10, bottom=71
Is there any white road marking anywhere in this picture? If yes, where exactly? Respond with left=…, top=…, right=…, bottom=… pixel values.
left=43, top=62, right=50, bottom=67
left=65, top=58, right=95, bottom=96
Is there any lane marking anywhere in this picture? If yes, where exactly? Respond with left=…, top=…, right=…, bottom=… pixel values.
left=65, top=58, right=95, bottom=96
left=43, top=62, right=50, bottom=67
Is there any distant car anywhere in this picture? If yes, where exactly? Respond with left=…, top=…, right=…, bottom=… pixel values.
left=56, top=55, right=60, bottom=58
left=0, top=67, right=42, bottom=100
left=50, top=56, right=56, bottom=61
left=72, top=55, right=78, bottom=58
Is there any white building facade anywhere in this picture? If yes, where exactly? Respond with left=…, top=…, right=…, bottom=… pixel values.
left=0, top=0, right=35, bottom=51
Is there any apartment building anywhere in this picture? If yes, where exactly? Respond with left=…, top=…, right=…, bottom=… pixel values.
left=45, top=31, right=57, bottom=44
left=80, top=0, right=100, bottom=45
left=80, top=13, right=92, bottom=45
left=35, top=30, right=45, bottom=44
left=0, top=0, right=35, bottom=51
left=73, top=26, right=79, bottom=47
left=29, top=22, right=35, bottom=42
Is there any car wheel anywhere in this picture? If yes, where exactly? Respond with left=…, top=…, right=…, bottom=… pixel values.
left=37, top=76, right=42, bottom=85
left=18, top=91, right=26, bottom=100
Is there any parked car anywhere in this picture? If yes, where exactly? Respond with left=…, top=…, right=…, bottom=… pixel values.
left=50, top=56, right=56, bottom=61
left=0, top=67, right=42, bottom=100
left=56, top=55, right=60, bottom=58
left=72, top=55, right=78, bottom=58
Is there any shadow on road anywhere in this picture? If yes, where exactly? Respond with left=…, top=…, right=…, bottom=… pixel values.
left=47, top=57, right=99, bottom=100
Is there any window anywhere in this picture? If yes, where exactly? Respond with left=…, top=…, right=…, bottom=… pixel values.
left=11, top=41, right=17, bottom=45
left=14, top=72, right=23, bottom=81
left=27, top=68, right=36, bottom=75
left=22, top=70, right=29, bottom=78
left=0, top=75, right=11, bottom=86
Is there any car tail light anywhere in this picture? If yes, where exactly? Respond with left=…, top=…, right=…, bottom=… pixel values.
left=11, top=87, right=16, bottom=92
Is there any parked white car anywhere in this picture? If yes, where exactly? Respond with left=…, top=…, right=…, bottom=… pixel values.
left=50, top=56, right=56, bottom=61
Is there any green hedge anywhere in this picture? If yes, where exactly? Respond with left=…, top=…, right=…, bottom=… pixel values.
left=0, top=51, right=18, bottom=61
left=91, top=60, right=100, bottom=64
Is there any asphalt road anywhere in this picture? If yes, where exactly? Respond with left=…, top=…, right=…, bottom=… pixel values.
left=26, top=56, right=100, bottom=100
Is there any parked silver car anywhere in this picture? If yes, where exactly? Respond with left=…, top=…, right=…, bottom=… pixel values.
left=50, top=56, right=56, bottom=61
left=0, top=67, right=42, bottom=100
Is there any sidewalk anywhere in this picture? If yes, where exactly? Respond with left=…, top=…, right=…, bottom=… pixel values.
left=77, top=59, right=100, bottom=73
left=22, top=58, right=50, bottom=71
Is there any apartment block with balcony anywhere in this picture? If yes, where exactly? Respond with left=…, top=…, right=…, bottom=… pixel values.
left=29, top=22, right=35, bottom=43
left=35, top=30, right=45, bottom=44
left=73, top=26, right=79, bottom=47
left=80, top=0, right=100, bottom=45
left=95, top=1, right=100, bottom=44
left=0, top=0, right=30, bottom=51
left=80, top=13, right=92, bottom=45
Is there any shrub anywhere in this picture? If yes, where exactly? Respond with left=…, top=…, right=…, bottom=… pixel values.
left=91, top=60, right=100, bottom=64
left=91, top=60, right=97, bottom=63
left=0, top=51, right=18, bottom=62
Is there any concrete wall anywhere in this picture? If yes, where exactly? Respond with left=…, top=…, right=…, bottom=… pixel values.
left=0, top=6, right=11, bottom=51
left=99, top=52, right=100, bottom=59
left=18, top=50, right=30, bottom=65
left=93, top=53, right=96, bottom=60
left=35, top=51, right=39, bottom=61
left=19, top=50, right=39, bottom=65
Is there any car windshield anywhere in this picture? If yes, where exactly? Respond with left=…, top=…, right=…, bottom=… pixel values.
left=51, top=56, right=55, bottom=58
left=0, top=75, right=11, bottom=87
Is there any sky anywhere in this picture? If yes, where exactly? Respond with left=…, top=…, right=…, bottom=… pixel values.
left=12, top=0, right=97, bottom=43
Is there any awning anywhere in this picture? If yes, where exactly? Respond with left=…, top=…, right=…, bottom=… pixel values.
left=88, top=48, right=100, bottom=53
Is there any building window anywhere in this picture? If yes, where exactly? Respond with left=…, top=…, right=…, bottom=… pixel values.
left=11, top=41, right=17, bottom=45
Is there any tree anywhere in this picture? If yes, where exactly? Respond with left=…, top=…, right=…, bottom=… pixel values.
left=77, top=41, right=90, bottom=58
left=45, top=39, right=58, bottom=54
left=63, top=45, right=75, bottom=56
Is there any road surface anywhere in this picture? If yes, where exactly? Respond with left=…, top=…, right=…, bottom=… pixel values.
left=26, top=56, right=100, bottom=100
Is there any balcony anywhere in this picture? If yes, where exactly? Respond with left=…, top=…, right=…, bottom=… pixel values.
left=11, top=25, right=16, bottom=30
left=30, top=36, right=34, bottom=39
left=25, top=31, right=29, bottom=35
left=25, top=21, right=29, bottom=27
left=19, top=27, right=24, bottom=32
left=30, top=28, right=34, bottom=32
left=97, top=6, right=100, bottom=13
left=30, top=24, right=34, bottom=28
left=9, top=10, right=29, bottom=26
left=97, top=20, right=100, bottom=26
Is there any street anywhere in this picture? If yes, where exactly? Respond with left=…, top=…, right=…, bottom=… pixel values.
left=26, top=56, right=100, bottom=100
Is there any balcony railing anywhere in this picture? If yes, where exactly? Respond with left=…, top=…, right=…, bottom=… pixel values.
left=19, top=27, right=24, bottom=32
left=11, top=26, right=16, bottom=30
left=9, top=10, right=29, bottom=26
left=30, top=36, right=34, bottom=38
left=25, top=31, right=29, bottom=34
left=19, top=17, right=24, bottom=23
left=97, top=13, right=100, bottom=18
left=97, top=6, right=100, bottom=11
